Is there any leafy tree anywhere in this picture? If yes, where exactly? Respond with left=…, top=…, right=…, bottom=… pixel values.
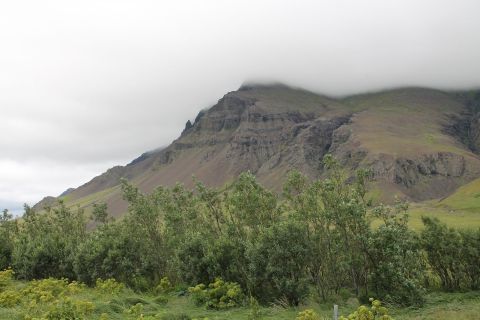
left=0, top=209, right=16, bottom=270
left=91, top=202, right=109, bottom=224
left=12, top=202, right=86, bottom=280
left=459, top=228, right=480, bottom=290
left=369, top=202, right=425, bottom=306
left=421, top=217, right=464, bottom=291
left=247, top=220, right=310, bottom=305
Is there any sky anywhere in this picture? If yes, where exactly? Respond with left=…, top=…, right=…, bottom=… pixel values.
left=1, top=0, right=480, bottom=215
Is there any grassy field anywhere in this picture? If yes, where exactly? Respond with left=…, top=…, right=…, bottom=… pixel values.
left=1, top=276, right=479, bottom=320
left=402, top=177, right=480, bottom=231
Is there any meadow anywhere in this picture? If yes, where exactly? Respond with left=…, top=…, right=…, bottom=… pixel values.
left=1, top=271, right=479, bottom=320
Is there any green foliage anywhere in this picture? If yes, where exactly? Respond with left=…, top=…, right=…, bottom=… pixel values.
left=247, top=296, right=262, bottom=320
left=340, top=299, right=393, bottom=320
left=0, top=270, right=480, bottom=320
left=125, top=302, right=144, bottom=317
left=12, top=202, right=86, bottom=280
left=0, top=290, right=21, bottom=307
left=421, top=217, right=480, bottom=291
left=459, top=228, right=480, bottom=289
left=188, top=278, right=244, bottom=309
left=369, top=202, right=425, bottom=306
left=176, top=233, right=211, bottom=286
left=3, top=156, right=480, bottom=311
left=295, top=309, right=321, bottom=320
left=0, top=209, right=16, bottom=270
left=96, top=278, right=125, bottom=294
left=92, top=202, right=110, bottom=224
left=224, top=172, right=279, bottom=235
left=248, top=220, right=310, bottom=305
left=0, top=274, right=98, bottom=320
left=41, top=297, right=95, bottom=320
left=155, top=277, right=173, bottom=294
left=0, top=268, right=14, bottom=288
left=283, top=162, right=372, bottom=302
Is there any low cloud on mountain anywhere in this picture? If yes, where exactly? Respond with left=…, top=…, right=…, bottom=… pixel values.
left=1, top=0, right=480, bottom=211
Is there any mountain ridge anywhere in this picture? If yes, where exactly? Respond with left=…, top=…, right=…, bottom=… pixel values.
left=34, top=84, right=480, bottom=217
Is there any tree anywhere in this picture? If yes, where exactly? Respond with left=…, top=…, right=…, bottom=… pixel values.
left=12, top=202, right=86, bottom=280
left=247, top=220, right=310, bottom=305
left=0, top=209, right=16, bottom=270
left=92, top=202, right=109, bottom=224
left=369, top=202, right=425, bottom=306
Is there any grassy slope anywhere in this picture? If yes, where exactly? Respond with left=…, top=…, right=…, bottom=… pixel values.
left=1, top=279, right=479, bottom=320
left=439, top=177, right=480, bottom=212
left=342, top=88, right=468, bottom=156
left=397, top=177, right=480, bottom=230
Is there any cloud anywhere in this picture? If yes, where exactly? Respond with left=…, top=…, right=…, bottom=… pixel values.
left=0, top=0, right=479, bottom=210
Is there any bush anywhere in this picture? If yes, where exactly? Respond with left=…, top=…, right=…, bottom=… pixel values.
left=340, top=299, right=393, bottom=320
left=421, top=217, right=477, bottom=291
left=125, top=302, right=144, bottom=318
left=295, top=309, right=321, bottom=320
left=40, top=297, right=94, bottom=320
left=188, top=278, right=244, bottom=309
left=22, top=278, right=69, bottom=303
left=369, top=205, right=425, bottom=306
left=155, top=277, right=173, bottom=294
left=12, top=203, right=86, bottom=281
left=0, top=290, right=21, bottom=307
left=0, top=268, right=14, bottom=288
left=247, top=220, right=310, bottom=305
left=96, top=278, right=125, bottom=294
left=248, top=296, right=262, bottom=320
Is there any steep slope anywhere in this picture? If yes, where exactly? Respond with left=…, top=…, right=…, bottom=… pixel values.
left=42, top=84, right=480, bottom=217
left=339, top=88, right=480, bottom=201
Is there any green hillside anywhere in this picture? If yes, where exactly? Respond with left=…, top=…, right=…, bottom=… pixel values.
left=439, top=177, right=480, bottom=212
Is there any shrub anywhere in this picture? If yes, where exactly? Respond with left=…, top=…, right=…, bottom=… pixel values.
left=248, top=296, right=262, bottom=320
left=67, top=281, right=86, bottom=295
left=155, top=277, right=173, bottom=294
left=125, top=302, right=144, bottom=317
left=421, top=217, right=465, bottom=291
left=0, top=290, right=21, bottom=307
left=22, top=278, right=69, bottom=303
left=295, top=309, right=321, bottom=320
left=369, top=205, right=425, bottom=306
left=188, top=278, right=244, bottom=309
left=247, top=220, right=310, bottom=305
left=339, top=298, right=393, bottom=320
left=42, top=297, right=95, bottom=320
left=0, top=268, right=14, bottom=288
left=96, top=278, right=125, bottom=294
left=459, top=228, right=480, bottom=290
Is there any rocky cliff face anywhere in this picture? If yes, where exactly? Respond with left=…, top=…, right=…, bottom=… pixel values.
left=37, top=85, right=480, bottom=216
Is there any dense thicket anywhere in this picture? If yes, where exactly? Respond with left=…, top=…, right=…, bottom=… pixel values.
left=1, top=156, right=479, bottom=307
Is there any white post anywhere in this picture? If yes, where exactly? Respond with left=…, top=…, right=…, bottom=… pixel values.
left=333, top=304, right=338, bottom=320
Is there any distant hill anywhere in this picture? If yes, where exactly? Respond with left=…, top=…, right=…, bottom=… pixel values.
left=36, top=84, right=480, bottom=217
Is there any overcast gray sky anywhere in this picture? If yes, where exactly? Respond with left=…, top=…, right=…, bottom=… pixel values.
left=1, top=0, right=480, bottom=214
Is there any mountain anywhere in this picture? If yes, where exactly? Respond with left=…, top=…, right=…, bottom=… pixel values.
left=36, top=84, right=480, bottom=217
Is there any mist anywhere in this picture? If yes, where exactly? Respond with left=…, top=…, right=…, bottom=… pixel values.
left=1, top=0, right=479, bottom=212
